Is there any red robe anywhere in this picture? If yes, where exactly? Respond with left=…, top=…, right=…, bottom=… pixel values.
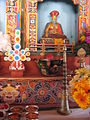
left=44, top=22, right=63, bottom=38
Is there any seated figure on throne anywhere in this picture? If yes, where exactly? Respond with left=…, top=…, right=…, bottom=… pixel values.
left=42, top=10, right=69, bottom=44
left=44, top=10, right=63, bottom=37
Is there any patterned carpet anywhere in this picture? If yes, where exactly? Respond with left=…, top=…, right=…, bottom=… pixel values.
left=39, top=108, right=90, bottom=120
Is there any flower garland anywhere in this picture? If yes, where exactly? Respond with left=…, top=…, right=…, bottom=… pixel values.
left=69, top=68, right=90, bottom=109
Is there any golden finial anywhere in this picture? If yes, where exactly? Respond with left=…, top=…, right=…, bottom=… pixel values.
left=77, top=48, right=86, bottom=68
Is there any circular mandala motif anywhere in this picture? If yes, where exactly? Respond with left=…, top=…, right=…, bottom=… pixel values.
left=20, top=55, right=26, bottom=61
left=16, top=30, right=20, bottom=35
left=34, top=83, right=51, bottom=103
left=15, top=37, right=20, bottom=42
left=26, top=57, right=31, bottom=61
left=21, top=50, right=25, bottom=55
left=4, top=57, right=8, bottom=61
left=26, top=52, right=30, bottom=56
left=9, top=55, right=14, bottom=61
left=38, top=89, right=47, bottom=96
left=14, top=43, right=21, bottom=50
left=15, top=50, right=19, bottom=54
left=9, top=50, right=14, bottom=55
left=14, top=55, right=20, bottom=61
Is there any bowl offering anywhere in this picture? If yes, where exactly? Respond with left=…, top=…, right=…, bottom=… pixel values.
left=10, top=106, right=24, bottom=113
left=0, top=110, right=6, bottom=120
left=25, top=105, right=39, bottom=112
left=8, top=112, right=20, bottom=120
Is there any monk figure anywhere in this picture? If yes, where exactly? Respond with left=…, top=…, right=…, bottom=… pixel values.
left=44, top=10, right=64, bottom=38
left=41, top=10, right=69, bottom=45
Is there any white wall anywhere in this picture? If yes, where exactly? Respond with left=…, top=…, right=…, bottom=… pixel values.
left=37, top=0, right=78, bottom=43
left=0, top=0, right=6, bottom=33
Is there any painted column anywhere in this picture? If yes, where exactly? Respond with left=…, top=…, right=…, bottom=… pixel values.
left=79, top=0, right=88, bottom=38
left=25, top=0, right=43, bottom=50
left=25, top=0, right=37, bottom=50
left=6, top=0, right=21, bottom=45
left=72, top=0, right=90, bottom=39
left=87, top=0, right=90, bottom=27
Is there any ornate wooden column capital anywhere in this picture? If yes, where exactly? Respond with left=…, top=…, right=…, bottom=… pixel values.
left=72, top=0, right=80, bottom=5
left=29, top=0, right=43, bottom=3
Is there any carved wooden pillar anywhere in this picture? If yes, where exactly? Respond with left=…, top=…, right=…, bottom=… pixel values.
left=25, top=0, right=43, bottom=50
left=72, top=0, right=90, bottom=39
left=87, top=0, right=90, bottom=27
left=6, top=0, right=21, bottom=45
left=25, top=0, right=37, bottom=50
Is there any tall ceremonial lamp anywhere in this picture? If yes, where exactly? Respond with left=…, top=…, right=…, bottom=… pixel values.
left=57, top=43, right=71, bottom=115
